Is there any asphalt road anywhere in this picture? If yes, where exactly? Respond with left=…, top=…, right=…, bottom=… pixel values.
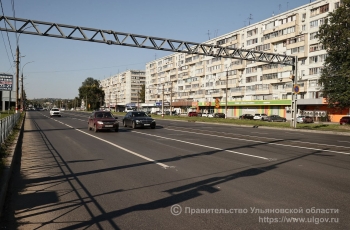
left=1, top=111, right=349, bottom=229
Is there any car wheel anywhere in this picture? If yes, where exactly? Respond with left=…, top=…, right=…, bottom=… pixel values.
left=151, top=123, right=156, bottom=129
left=94, top=124, right=98, bottom=133
left=115, top=128, right=119, bottom=132
left=132, top=121, right=136, bottom=129
left=123, top=121, right=127, bottom=127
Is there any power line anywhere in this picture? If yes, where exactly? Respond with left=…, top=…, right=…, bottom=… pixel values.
left=0, top=0, right=15, bottom=74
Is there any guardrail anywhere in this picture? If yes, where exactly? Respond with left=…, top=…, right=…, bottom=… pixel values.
left=0, top=113, right=21, bottom=144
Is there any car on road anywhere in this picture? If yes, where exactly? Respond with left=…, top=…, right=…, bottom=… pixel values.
left=122, top=111, right=156, bottom=129
left=88, top=111, right=119, bottom=132
left=202, top=113, right=214, bottom=118
left=239, top=114, right=254, bottom=120
left=266, top=115, right=287, bottom=122
left=339, top=116, right=350, bottom=125
left=297, top=115, right=314, bottom=123
left=253, top=113, right=268, bottom=121
left=50, top=108, right=61, bottom=117
left=188, top=111, right=198, bottom=117
left=213, top=113, right=225, bottom=118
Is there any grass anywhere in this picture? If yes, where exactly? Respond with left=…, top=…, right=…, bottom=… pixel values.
left=0, top=111, right=15, bottom=119
left=0, top=112, right=25, bottom=178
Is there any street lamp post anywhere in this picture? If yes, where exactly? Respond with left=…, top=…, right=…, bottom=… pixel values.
left=21, top=61, right=34, bottom=111
left=15, top=26, right=35, bottom=113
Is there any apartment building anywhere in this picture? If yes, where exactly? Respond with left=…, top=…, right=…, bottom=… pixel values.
left=100, top=70, right=145, bottom=111
left=145, top=0, right=347, bottom=121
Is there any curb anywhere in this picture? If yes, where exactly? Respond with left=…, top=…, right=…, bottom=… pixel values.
left=0, top=113, right=25, bottom=217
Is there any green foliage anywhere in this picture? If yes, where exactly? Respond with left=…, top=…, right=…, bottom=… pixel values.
left=78, top=77, right=105, bottom=110
left=139, top=84, right=146, bottom=103
left=317, top=0, right=350, bottom=109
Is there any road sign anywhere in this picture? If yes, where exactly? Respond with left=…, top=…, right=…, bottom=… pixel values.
left=293, top=85, right=300, bottom=94
left=155, top=102, right=161, bottom=106
left=0, top=74, right=13, bottom=91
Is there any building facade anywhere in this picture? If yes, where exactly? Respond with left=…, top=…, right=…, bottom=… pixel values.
left=100, top=70, right=145, bottom=111
left=144, top=0, right=348, bottom=121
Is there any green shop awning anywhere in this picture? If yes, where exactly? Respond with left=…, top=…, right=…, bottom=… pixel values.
left=198, top=100, right=291, bottom=106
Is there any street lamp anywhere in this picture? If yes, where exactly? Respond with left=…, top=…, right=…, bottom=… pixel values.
left=21, top=61, right=34, bottom=111
left=15, top=26, right=35, bottom=113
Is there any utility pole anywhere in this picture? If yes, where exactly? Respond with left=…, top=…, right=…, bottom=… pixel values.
left=16, top=46, right=19, bottom=113
left=225, top=70, right=228, bottom=119
left=170, top=81, right=173, bottom=116
left=290, top=57, right=299, bottom=128
left=21, top=72, right=23, bottom=111
left=162, top=84, right=164, bottom=118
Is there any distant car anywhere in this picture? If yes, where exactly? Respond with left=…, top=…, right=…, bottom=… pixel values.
left=266, top=115, right=287, bottom=122
left=303, top=116, right=314, bottom=123
left=339, top=116, right=350, bottom=125
left=122, top=111, right=156, bottom=129
left=239, top=114, right=254, bottom=120
left=88, top=111, right=119, bottom=132
left=253, top=113, right=268, bottom=121
left=296, top=116, right=305, bottom=123
left=214, top=113, right=225, bottom=118
left=188, top=112, right=198, bottom=117
left=297, top=115, right=314, bottom=123
left=202, top=113, right=214, bottom=117
left=50, top=108, right=61, bottom=117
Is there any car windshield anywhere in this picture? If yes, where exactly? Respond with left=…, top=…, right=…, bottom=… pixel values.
left=96, top=113, right=113, bottom=118
left=52, top=109, right=59, bottom=111
left=132, top=112, right=147, bottom=117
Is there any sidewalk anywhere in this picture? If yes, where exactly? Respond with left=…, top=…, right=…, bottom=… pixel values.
left=0, top=113, right=80, bottom=229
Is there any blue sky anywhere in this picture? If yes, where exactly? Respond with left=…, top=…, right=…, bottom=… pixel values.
left=1, top=0, right=312, bottom=99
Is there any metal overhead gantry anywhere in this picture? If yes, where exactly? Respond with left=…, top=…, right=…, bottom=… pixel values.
left=0, top=15, right=298, bottom=127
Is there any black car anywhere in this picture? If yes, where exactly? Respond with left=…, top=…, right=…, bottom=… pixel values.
left=214, top=113, right=225, bottom=118
left=239, top=114, right=254, bottom=120
left=266, top=115, right=287, bottom=122
left=122, top=111, right=156, bottom=129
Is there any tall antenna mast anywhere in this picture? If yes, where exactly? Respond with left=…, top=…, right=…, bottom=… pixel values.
left=206, top=30, right=211, bottom=40
left=248, top=14, right=253, bottom=25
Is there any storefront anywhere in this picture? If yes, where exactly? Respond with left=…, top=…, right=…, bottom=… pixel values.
left=195, top=99, right=292, bottom=119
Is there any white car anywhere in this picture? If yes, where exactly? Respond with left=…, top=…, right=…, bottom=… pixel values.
left=253, top=113, right=268, bottom=120
left=202, top=113, right=214, bottom=118
left=50, top=108, right=61, bottom=117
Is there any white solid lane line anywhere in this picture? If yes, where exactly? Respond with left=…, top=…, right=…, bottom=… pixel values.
left=133, top=131, right=271, bottom=161
left=165, top=128, right=350, bottom=155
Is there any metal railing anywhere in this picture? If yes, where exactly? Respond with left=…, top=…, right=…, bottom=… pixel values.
left=0, top=113, right=21, bottom=144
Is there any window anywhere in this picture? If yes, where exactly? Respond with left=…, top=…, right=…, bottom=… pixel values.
left=247, top=28, right=258, bottom=37
left=247, top=38, right=258, bottom=46
left=309, top=67, right=322, bottom=75
left=246, top=76, right=257, bottom=83
left=311, top=4, right=329, bottom=17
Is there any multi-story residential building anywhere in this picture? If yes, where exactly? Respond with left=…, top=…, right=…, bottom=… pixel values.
left=145, top=0, right=348, bottom=121
left=100, top=70, right=145, bottom=111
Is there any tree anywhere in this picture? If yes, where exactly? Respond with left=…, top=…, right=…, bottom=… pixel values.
left=139, top=84, right=146, bottom=103
left=317, top=0, right=350, bottom=110
left=78, top=77, right=105, bottom=110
